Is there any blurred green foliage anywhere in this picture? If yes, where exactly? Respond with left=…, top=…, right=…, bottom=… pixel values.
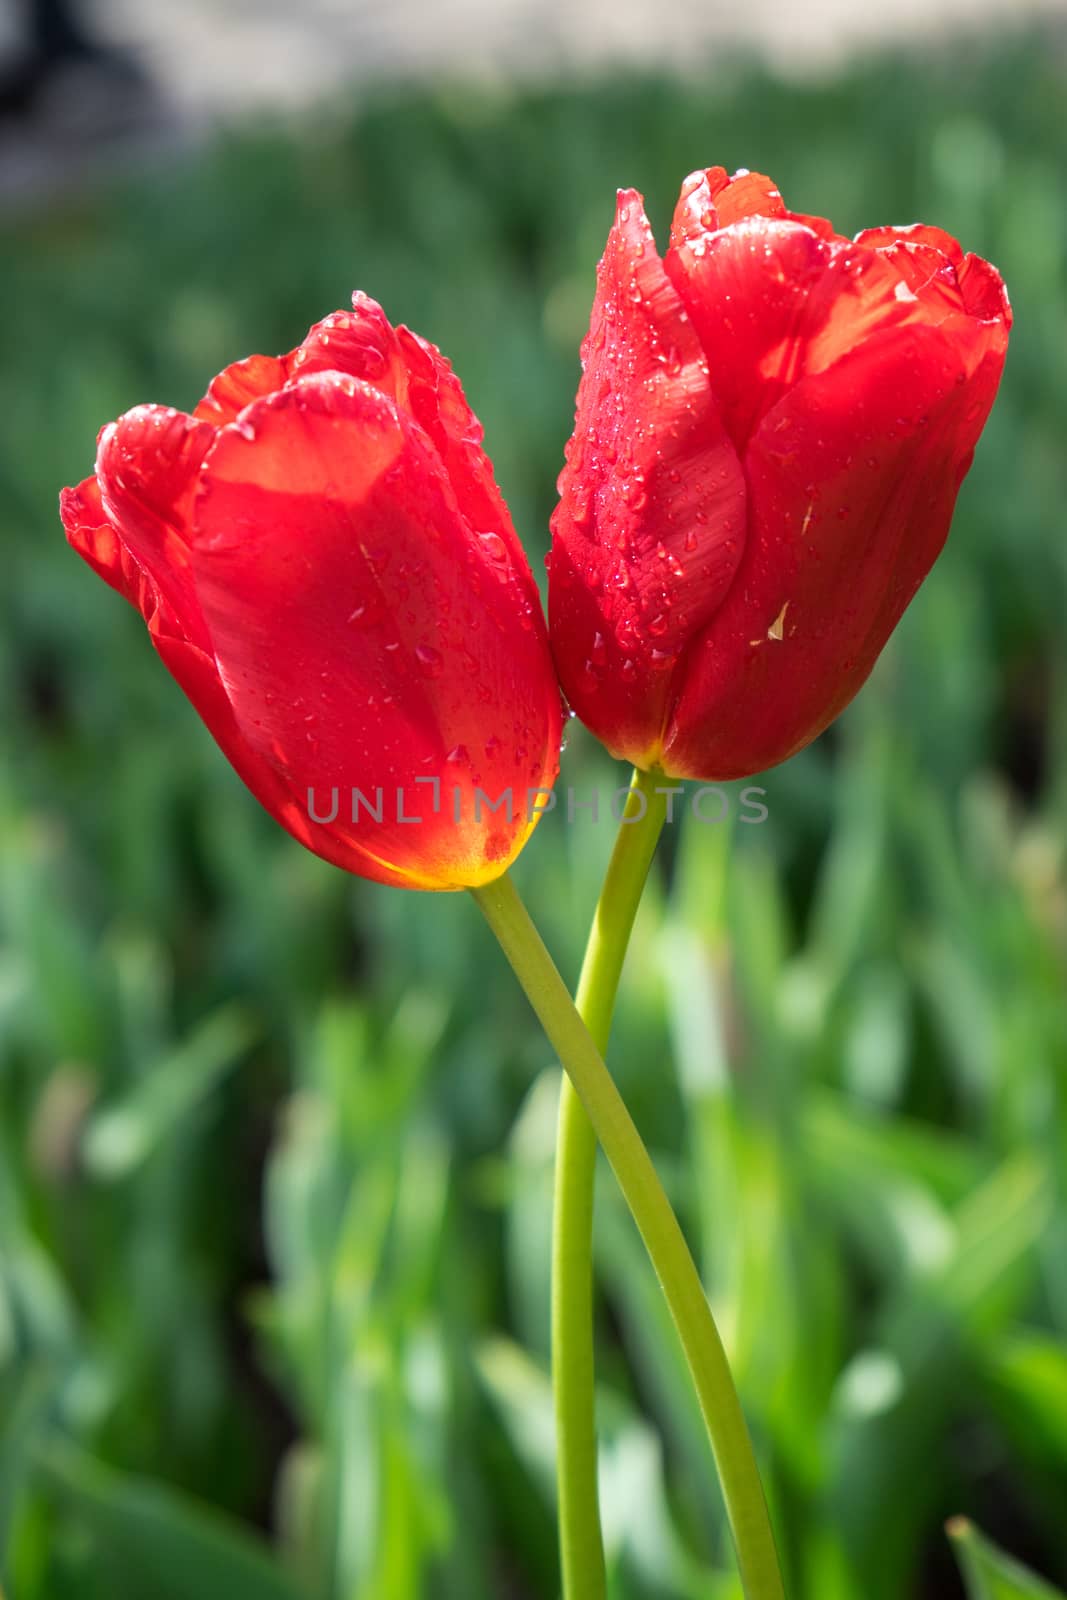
left=950, top=1519, right=1067, bottom=1599
left=2, top=32, right=1067, bottom=1600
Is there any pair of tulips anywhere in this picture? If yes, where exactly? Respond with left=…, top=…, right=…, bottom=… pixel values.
left=61, top=165, right=1011, bottom=1600
left=61, top=167, right=1010, bottom=880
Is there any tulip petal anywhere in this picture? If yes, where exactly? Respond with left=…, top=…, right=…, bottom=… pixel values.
left=662, top=321, right=1005, bottom=779
left=303, top=296, right=538, bottom=612
left=152, top=626, right=337, bottom=871
left=290, top=294, right=413, bottom=397
left=96, top=406, right=215, bottom=545
left=60, top=468, right=205, bottom=670
left=195, top=354, right=291, bottom=425
left=856, top=222, right=965, bottom=269
left=854, top=222, right=986, bottom=340
left=89, top=405, right=217, bottom=651
left=60, top=475, right=139, bottom=605
left=194, top=296, right=411, bottom=425
left=671, top=167, right=787, bottom=241
left=59, top=466, right=307, bottom=843
left=193, top=295, right=532, bottom=604
left=670, top=166, right=841, bottom=248
left=392, top=321, right=534, bottom=581
left=549, top=189, right=746, bottom=767
left=190, top=371, right=560, bottom=889
left=666, top=215, right=949, bottom=453
left=293, top=295, right=525, bottom=574
left=957, top=253, right=1013, bottom=325
left=857, top=228, right=1010, bottom=370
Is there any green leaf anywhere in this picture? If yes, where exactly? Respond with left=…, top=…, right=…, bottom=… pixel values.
left=948, top=1518, right=1065, bottom=1600
left=984, top=1329, right=1067, bottom=1464
left=36, top=1443, right=304, bottom=1600
left=83, top=1005, right=257, bottom=1179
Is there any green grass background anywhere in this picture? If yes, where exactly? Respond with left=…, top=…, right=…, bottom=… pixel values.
left=2, top=33, right=1066, bottom=1600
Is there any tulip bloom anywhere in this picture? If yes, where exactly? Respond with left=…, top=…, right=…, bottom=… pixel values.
left=549, top=167, right=1011, bottom=779
left=61, top=294, right=562, bottom=889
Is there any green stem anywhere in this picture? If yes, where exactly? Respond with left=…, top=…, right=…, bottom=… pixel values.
left=552, top=768, right=668, bottom=1600
left=472, top=869, right=785, bottom=1600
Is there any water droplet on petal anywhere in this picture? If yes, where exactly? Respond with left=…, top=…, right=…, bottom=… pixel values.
left=478, top=530, right=513, bottom=581
left=415, top=642, right=443, bottom=677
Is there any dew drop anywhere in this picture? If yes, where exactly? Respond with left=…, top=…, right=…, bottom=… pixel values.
left=478, top=529, right=506, bottom=560
left=478, top=530, right=512, bottom=580
left=571, top=495, right=591, bottom=530
left=415, top=642, right=443, bottom=677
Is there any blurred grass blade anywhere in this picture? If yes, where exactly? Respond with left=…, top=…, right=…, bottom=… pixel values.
left=475, top=1337, right=556, bottom=1505
left=948, top=1518, right=1065, bottom=1600
left=83, top=1005, right=257, bottom=1179
left=0, top=1367, right=58, bottom=1556
left=36, top=1442, right=304, bottom=1600
left=475, top=1335, right=712, bottom=1594
left=984, top=1330, right=1067, bottom=1463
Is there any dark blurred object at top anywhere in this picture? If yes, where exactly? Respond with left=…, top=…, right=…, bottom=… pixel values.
left=0, top=0, right=165, bottom=203
left=1, top=0, right=130, bottom=113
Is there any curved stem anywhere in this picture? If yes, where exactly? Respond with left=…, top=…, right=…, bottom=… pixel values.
left=472, top=871, right=785, bottom=1600
left=552, top=768, right=668, bottom=1600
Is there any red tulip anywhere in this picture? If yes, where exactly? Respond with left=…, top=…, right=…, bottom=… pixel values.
left=61, top=294, right=562, bottom=889
left=548, top=167, right=1011, bottom=779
